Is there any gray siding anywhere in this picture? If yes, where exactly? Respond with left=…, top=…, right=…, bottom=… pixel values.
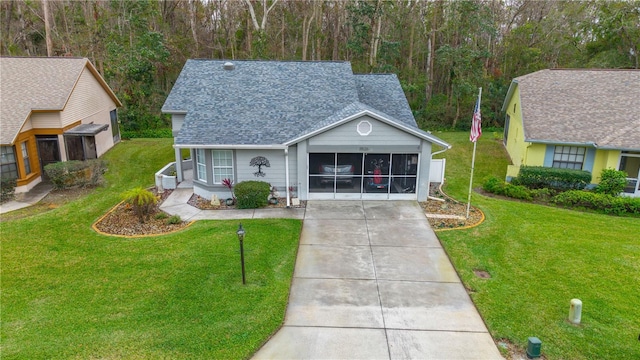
left=235, top=148, right=298, bottom=191
left=172, top=114, right=186, bottom=137
left=417, top=140, right=433, bottom=202
left=309, top=115, right=420, bottom=148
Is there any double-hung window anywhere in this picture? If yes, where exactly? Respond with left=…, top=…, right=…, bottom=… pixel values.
left=21, top=142, right=31, bottom=175
left=212, top=150, right=233, bottom=184
left=195, top=149, right=207, bottom=182
left=552, top=146, right=586, bottom=170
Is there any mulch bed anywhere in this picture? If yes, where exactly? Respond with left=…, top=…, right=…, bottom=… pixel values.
left=421, top=184, right=484, bottom=230
left=187, top=194, right=307, bottom=210
left=93, top=189, right=192, bottom=237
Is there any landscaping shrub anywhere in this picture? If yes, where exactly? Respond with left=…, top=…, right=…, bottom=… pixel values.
left=483, top=176, right=532, bottom=200
left=121, top=187, right=158, bottom=223
left=529, top=188, right=555, bottom=202
left=1, top=177, right=16, bottom=203
left=514, top=166, right=591, bottom=191
left=594, top=168, right=627, bottom=196
left=154, top=212, right=169, bottom=220
left=552, top=190, right=640, bottom=216
left=44, top=160, right=107, bottom=190
left=166, top=215, right=182, bottom=225
left=234, top=180, right=270, bottom=209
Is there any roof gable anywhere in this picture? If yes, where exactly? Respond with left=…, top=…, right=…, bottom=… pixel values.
left=508, top=69, right=640, bottom=150
left=0, top=57, right=121, bottom=144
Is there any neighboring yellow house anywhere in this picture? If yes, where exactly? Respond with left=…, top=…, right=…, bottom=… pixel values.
left=501, top=69, right=640, bottom=197
left=0, top=57, right=122, bottom=193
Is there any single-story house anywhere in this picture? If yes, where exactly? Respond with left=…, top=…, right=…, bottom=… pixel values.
left=501, top=69, right=640, bottom=197
left=162, top=60, right=450, bottom=204
left=0, top=57, right=122, bottom=193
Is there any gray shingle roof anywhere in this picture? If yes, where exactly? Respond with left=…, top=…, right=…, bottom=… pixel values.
left=164, top=60, right=357, bottom=146
left=164, top=60, right=446, bottom=147
left=355, top=74, right=416, bottom=127
left=0, top=57, right=88, bottom=144
left=511, top=69, right=640, bottom=150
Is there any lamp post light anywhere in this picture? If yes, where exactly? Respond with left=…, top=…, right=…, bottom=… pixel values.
left=236, top=223, right=246, bottom=285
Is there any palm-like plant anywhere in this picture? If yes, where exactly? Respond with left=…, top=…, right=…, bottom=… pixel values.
left=121, top=187, right=158, bottom=223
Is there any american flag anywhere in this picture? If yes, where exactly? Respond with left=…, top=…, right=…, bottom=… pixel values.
left=469, top=93, right=482, bottom=142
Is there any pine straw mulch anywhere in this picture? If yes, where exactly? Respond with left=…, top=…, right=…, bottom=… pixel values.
left=93, top=189, right=192, bottom=237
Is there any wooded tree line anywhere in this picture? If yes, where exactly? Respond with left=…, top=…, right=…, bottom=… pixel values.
left=1, top=0, right=638, bottom=132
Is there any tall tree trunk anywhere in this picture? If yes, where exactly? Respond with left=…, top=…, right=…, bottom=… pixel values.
left=408, top=17, right=415, bottom=69
left=302, top=0, right=319, bottom=61
left=188, top=0, right=199, bottom=55
left=42, top=0, right=53, bottom=56
left=425, top=35, right=434, bottom=105
left=281, top=11, right=285, bottom=59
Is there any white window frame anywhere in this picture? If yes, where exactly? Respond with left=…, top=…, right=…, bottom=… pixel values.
left=21, top=142, right=31, bottom=175
left=195, top=149, right=207, bottom=182
left=212, top=150, right=234, bottom=184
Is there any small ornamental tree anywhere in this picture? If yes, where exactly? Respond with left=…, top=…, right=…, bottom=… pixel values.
left=121, top=187, right=158, bottom=223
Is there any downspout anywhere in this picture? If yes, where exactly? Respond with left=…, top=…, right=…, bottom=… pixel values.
left=427, top=145, right=451, bottom=202
left=284, top=146, right=290, bottom=207
left=431, top=145, right=451, bottom=157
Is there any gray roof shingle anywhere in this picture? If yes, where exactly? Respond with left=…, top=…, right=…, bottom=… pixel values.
left=355, top=74, right=416, bottom=127
left=164, top=60, right=357, bottom=146
left=163, top=60, right=446, bottom=147
left=0, top=57, right=88, bottom=144
left=512, top=69, right=640, bottom=150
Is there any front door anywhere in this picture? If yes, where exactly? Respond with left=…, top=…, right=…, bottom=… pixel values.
left=36, top=135, right=61, bottom=179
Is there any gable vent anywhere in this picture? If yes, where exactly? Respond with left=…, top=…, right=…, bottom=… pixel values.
left=223, top=62, right=235, bottom=70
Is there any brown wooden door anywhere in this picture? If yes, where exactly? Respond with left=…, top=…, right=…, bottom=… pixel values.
left=36, top=136, right=61, bottom=179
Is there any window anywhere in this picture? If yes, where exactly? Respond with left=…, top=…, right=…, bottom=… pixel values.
left=195, top=149, right=207, bottom=182
left=0, top=146, right=18, bottom=180
left=212, top=150, right=233, bottom=184
left=503, top=114, right=510, bottom=144
left=65, top=136, right=97, bottom=161
left=21, top=142, right=31, bottom=175
left=552, top=146, right=586, bottom=170
left=110, top=109, right=120, bottom=143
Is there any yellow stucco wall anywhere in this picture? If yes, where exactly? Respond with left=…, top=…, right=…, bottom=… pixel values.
left=592, top=150, right=622, bottom=183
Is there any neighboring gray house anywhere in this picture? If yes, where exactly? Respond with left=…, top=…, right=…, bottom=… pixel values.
left=162, top=60, right=450, bottom=204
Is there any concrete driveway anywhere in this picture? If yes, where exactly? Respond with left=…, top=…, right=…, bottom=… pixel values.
left=252, top=201, right=503, bottom=360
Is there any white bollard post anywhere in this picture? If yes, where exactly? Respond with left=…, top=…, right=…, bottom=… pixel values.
left=569, top=299, right=582, bottom=324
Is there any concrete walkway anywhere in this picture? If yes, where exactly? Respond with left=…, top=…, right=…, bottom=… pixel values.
left=0, top=182, right=53, bottom=214
left=159, top=187, right=306, bottom=220
left=252, top=201, right=503, bottom=360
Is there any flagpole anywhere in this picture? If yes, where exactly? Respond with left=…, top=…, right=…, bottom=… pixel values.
left=466, top=87, right=482, bottom=219
left=466, top=140, right=477, bottom=218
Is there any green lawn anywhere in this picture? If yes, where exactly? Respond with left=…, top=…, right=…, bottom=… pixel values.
left=1, top=139, right=302, bottom=359
left=434, top=132, right=640, bottom=359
